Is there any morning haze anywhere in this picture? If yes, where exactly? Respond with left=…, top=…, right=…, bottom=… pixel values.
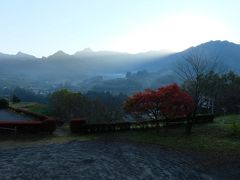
left=0, top=1, right=240, bottom=179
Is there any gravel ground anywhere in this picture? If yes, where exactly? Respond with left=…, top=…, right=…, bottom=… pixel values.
left=0, top=139, right=239, bottom=180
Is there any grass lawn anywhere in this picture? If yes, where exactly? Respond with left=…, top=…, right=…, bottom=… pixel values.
left=0, top=107, right=240, bottom=156
left=105, top=115, right=240, bottom=155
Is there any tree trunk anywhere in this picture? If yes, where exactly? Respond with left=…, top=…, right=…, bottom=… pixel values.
left=185, top=103, right=198, bottom=135
left=164, top=120, right=169, bottom=133
left=185, top=121, right=192, bottom=134
left=185, top=116, right=193, bottom=134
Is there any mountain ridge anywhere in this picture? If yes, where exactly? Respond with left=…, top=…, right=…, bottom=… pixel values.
left=0, top=47, right=178, bottom=59
left=0, top=40, right=240, bottom=93
left=0, top=40, right=240, bottom=83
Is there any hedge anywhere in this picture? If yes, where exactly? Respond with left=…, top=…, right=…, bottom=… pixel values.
left=0, top=99, right=9, bottom=109
left=70, top=115, right=214, bottom=134
left=0, top=107, right=57, bottom=134
left=0, top=119, right=57, bottom=133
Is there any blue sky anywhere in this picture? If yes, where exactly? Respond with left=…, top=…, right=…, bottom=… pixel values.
left=0, top=0, right=239, bottom=57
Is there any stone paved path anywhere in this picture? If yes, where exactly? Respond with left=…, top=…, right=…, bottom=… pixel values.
left=0, top=140, right=238, bottom=179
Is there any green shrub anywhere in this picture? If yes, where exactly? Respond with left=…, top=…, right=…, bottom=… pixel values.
left=230, top=121, right=240, bottom=136
left=0, top=99, right=9, bottom=109
left=12, top=94, right=21, bottom=103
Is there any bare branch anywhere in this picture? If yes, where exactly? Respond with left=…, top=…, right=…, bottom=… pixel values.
left=175, top=48, right=222, bottom=112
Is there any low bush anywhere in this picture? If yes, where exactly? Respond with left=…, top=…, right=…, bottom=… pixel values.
left=0, top=119, right=57, bottom=134
left=0, top=99, right=9, bottom=109
left=0, top=107, right=57, bottom=133
left=0, top=121, right=41, bottom=133
left=70, top=119, right=87, bottom=133
left=12, top=95, right=21, bottom=103
left=41, top=119, right=57, bottom=133
left=230, top=121, right=240, bottom=136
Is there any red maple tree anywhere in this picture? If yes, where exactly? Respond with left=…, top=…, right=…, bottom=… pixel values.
left=124, top=83, right=195, bottom=121
left=124, top=89, right=162, bottom=121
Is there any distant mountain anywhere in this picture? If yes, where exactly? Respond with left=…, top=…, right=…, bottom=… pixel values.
left=143, top=40, right=240, bottom=73
left=0, top=51, right=36, bottom=61
left=0, top=40, right=240, bottom=89
left=0, top=48, right=170, bottom=86
left=47, top=50, right=71, bottom=59
left=193, top=40, right=240, bottom=72
left=15, top=51, right=36, bottom=60
left=74, top=48, right=99, bottom=57
left=0, top=53, right=11, bottom=60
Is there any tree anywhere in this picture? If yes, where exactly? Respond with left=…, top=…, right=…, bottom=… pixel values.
left=11, top=94, right=21, bottom=103
left=124, top=84, right=195, bottom=133
left=124, top=89, right=162, bottom=121
left=49, top=89, right=88, bottom=122
left=175, top=50, right=221, bottom=133
left=157, top=84, right=195, bottom=120
left=175, top=49, right=220, bottom=113
left=0, top=99, right=9, bottom=109
left=200, top=71, right=240, bottom=115
left=49, top=89, right=127, bottom=124
left=86, top=91, right=127, bottom=123
left=13, top=87, right=47, bottom=103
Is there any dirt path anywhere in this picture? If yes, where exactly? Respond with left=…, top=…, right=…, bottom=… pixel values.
left=0, top=139, right=239, bottom=179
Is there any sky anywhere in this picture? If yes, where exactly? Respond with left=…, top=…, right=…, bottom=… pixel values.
left=0, top=0, right=239, bottom=57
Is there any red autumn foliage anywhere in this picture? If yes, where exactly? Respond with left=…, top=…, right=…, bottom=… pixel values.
left=124, top=83, right=195, bottom=120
